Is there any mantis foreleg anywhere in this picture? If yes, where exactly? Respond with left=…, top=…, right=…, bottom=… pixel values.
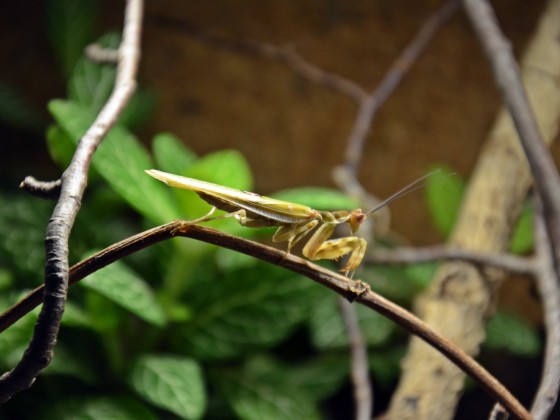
left=302, top=223, right=367, bottom=273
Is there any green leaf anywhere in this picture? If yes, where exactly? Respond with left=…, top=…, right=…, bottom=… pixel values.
left=0, top=310, right=34, bottom=369
left=48, top=99, right=180, bottom=223
left=175, top=149, right=253, bottom=234
left=361, top=262, right=436, bottom=304
left=0, top=269, right=13, bottom=291
left=129, top=355, right=206, bottom=420
left=46, top=0, right=96, bottom=75
left=215, top=247, right=257, bottom=272
left=0, top=194, right=51, bottom=277
left=43, top=343, right=97, bottom=384
left=368, top=346, right=405, bottom=388
left=402, top=262, right=437, bottom=290
left=152, top=133, right=197, bottom=174
left=425, top=166, right=465, bottom=237
left=272, top=187, right=360, bottom=211
left=186, top=149, right=252, bottom=191
left=309, top=291, right=395, bottom=350
left=485, top=310, right=541, bottom=356
left=178, top=265, right=320, bottom=360
left=59, top=300, right=92, bottom=328
left=81, top=259, right=166, bottom=327
left=84, top=290, right=124, bottom=332
left=249, top=355, right=349, bottom=401
left=218, top=363, right=321, bottom=420
left=119, top=89, right=156, bottom=129
left=509, top=202, right=534, bottom=254
left=68, top=34, right=119, bottom=114
left=46, top=124, right=75, bottom=168
left=41, top=396, right=157, bottom=420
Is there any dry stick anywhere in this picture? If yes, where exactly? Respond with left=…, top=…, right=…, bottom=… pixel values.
left=462, top=0, right=560, bottom=265
left=0, top=221, right=531, bottom=419
left=530, top=196, right=560, bottom=419
left=338, top=298, right=373, bottom=420
left=0, top=0, right=144, bottom=403
left=368, top=246, right=535, bottom=275
left=344, top=0, right=461, bottom=174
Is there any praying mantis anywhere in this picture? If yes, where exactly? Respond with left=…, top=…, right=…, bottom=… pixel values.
left=146, top=169, right=435, bottom=274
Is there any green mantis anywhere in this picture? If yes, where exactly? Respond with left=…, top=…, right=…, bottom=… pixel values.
left=146, top=169, right=434, bottom=274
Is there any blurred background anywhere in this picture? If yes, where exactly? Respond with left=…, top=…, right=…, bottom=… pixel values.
left=0, top=1, right=557, bottom=419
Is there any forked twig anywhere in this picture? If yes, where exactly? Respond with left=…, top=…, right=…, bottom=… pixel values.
left=0, top=221, right=531, bottom=419
left=0, top=0, right=144, bottom=402
left=344, top=0, right=460, bottom=175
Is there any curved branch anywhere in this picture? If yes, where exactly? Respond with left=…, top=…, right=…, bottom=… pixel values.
left=531, top=196, right=560, bottom=418
left=0, top=222, right=530, bottom=419
left=0, top=0, right=144, bottom=402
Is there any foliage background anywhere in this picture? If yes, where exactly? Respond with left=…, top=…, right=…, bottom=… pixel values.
left=0, top=0, right=554, bottom=418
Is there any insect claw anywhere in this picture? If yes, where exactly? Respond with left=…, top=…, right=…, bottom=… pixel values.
left=191, top=206, right=217, bottom=223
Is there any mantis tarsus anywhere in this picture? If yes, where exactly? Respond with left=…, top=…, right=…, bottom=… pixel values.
left=146, top=169, right=437, bottom=274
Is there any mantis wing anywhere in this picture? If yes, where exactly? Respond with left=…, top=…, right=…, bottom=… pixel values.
left=145, top=169, right=318, bottom=222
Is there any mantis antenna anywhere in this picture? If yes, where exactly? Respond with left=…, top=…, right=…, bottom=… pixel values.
left=366, top=169, right=444, bottom=215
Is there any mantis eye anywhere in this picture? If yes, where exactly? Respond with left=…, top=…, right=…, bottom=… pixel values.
left=349, top=210, right=367, bottom=233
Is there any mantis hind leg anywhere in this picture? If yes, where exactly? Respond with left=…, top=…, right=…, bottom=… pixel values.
left=191, top=208, right=247, bottom=224
left=273, top=220, right=319, bottom=254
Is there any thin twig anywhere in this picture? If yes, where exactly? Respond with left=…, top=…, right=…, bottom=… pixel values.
left=344, top=0, right=460, bottom=175
left=489, top=403, right=510, bottom=420
left=157, top=16, right=368, bottom=102
left=0, top=222, right=531, bottom=419
left=335, top=0, right=460, bottom=238
left=462, top=0, right=560, bottom=265
left=85, top=43, right=120, bottom=63
left=530, top=195, right=560, bottom=419
left=339, top=298, right=373, bottom=420
left=0, top=0, right=143, bottom=402
left=19, top=177, right=62, bottom=200
left=368, top=245, right=535, bottom=275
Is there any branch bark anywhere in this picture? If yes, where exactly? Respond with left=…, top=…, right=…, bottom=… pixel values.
left=0, top=0, right=143, bottom=402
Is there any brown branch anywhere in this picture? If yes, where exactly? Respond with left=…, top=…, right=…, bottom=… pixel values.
left=0, top=222, right=531, bottom=418
left=530, top=196, right=560, bottom=419
left=338, top=298, right=373, bottom=420
left=0, top=0, right=144, bottom=402
left=368, top=245, right=535, bottom=275
left=462, top=0, right=560, bottom=267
